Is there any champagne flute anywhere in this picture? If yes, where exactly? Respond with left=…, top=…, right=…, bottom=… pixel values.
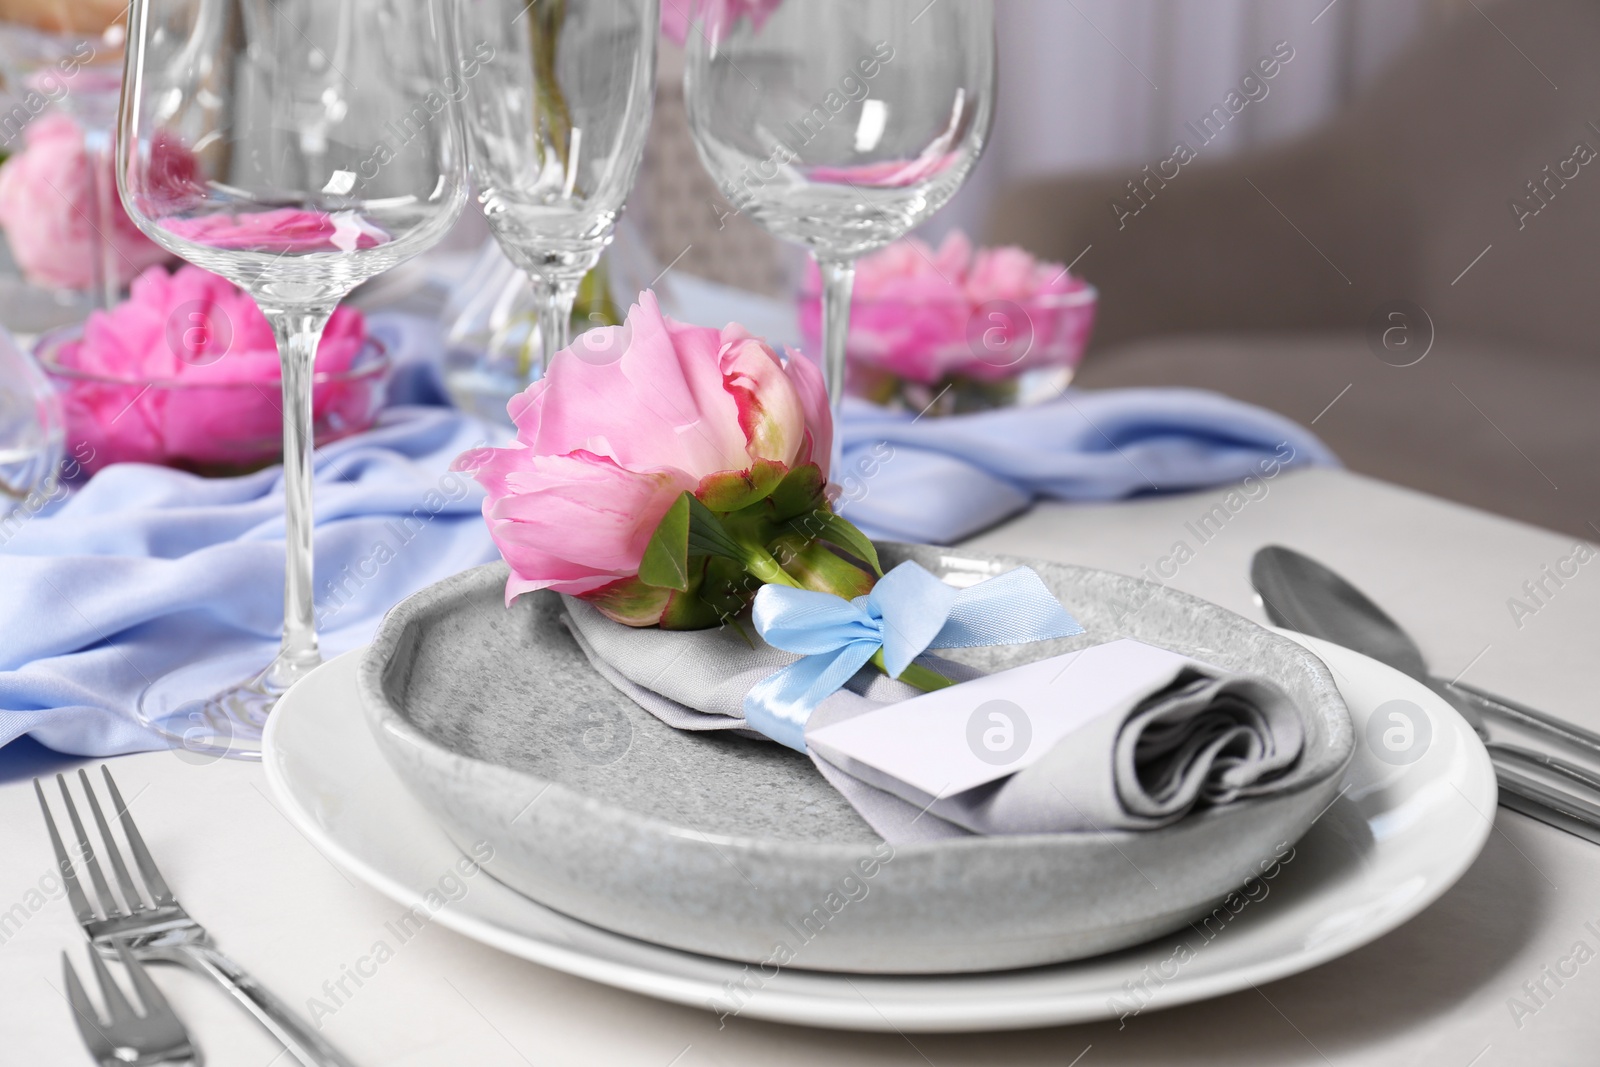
left=455, top=0, right=657, bottom=389
left=683, top=0, right=995, bottom=470
left=118, top=0, right=468, bottom=758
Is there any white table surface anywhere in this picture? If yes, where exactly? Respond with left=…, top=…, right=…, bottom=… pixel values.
left=4, top=466, right=1598, bottom=1066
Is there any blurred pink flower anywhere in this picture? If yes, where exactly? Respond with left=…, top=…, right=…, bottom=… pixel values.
left=453, top=289, right=831, bottom=619
left=0, top=113, right=172, bottom=291
left=800, top=230, right=1097, bottom=386
left=45, top=265, right=375, bottom=473
left=162, top=207, right=389, bottom=254
left=660, top=0, right=782, bottom=45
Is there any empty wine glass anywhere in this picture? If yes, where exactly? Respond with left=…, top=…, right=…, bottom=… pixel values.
left=683, top=0, right=995, bottom=468
left=455, top=0, right=657, bottom=389
left=118, top=0, right=468, bottom=758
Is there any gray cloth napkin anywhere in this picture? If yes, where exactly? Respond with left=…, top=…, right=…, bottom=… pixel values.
left=563, top=597, right=1305, bottom=844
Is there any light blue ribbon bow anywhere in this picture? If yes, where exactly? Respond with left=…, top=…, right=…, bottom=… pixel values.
left=744, top=561, right=1085, bottom=751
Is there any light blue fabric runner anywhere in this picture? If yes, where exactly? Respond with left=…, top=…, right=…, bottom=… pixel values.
left=835, top=389, right=1338, bottom=543
left=744, top=562, right=1084, bottom=751
left=0, top=405, right=501, bottom=755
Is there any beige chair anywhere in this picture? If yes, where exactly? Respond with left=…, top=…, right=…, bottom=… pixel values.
left=986, top=0, right=1600, bottom=539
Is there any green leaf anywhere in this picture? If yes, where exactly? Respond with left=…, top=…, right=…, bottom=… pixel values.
left=638, top=493, right=691, bottom=591
left=764, top=463, right=828, bottom=524
left=699, top=555, right=762, bottom=622
left=789, top=512, right=884, bottom=577
left=724, top=616, right=757, bottom=648
left=661, top=589, right=726, bottom=630
left=685, top=495, right=749, bottom=561
left=658, top=559, right=722, bottom=630
left=659, top=556, right=762, bottom=631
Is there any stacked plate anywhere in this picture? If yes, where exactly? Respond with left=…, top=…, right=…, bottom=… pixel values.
left=263, top=545, right=1495, bottom=1031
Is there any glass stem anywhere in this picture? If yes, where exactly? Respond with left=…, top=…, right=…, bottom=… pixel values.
left=528, top=271, right=579, bottom=380
left=79, top=126, right=120, bottom=311
left=264, top=306, right=333, bottom=691
left=817, top=255, right=856, bottom=481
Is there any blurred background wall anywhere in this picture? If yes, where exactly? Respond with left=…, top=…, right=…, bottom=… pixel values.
left=967, top=0, right=1600, bottom=540
left=933, top=0, right=1437, bottom=240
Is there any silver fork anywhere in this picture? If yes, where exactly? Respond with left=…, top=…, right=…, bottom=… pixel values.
left=63, top=941, right=201, bottom=1066
left=36, top=767, right=357, bottom=1067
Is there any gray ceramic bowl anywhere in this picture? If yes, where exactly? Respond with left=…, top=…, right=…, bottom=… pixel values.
left=358, top=545, right=1353, bottom=974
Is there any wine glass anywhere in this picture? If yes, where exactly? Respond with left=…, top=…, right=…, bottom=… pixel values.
left=454, top=0, right=657, bottom=388
left=118, top=0, right=468, bottom=759
left=683, top=0, right=995, bottom=470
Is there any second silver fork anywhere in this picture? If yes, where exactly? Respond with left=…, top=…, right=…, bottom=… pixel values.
left=36, top=766, right=357, bottom=1067
left=64, top=941, right=202, bottom=1066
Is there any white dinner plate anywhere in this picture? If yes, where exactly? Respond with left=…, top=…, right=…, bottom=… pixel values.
left=262, top=634, right=1495, bottom=1032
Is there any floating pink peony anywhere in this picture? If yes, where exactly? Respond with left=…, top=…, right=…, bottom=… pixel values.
left=39, top=265, right=382, bottom=474
left=660, top=0, right=782, bottom=45
left=800, top=231, right=1098, bottom=399
left=162, top=207, right=390, bottom=255
left=452, top=289, right=889, bottom=629
left=0, top=113, right=173, bottom=291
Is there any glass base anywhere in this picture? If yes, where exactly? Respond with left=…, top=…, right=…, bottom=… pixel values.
left=135, top=649, right=315, bottom=763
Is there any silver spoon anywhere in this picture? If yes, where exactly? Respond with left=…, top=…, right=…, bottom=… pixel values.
left=1250, top=545, right=1600, bottom=841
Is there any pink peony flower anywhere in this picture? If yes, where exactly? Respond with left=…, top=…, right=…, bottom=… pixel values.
left=800, top=230, right=1098, bottom=387
left=454, top=289, right=832, bottom=619
left=660, top=0, right=782, bottom=45
left=162, top=207, right=389, bottom=255
left=0, top=113, right=173, bottom=291
left=43, top=265, right=377, bottom=473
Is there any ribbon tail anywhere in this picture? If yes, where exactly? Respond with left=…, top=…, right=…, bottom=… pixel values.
left=933, top=566, right=1084, bottom=649
left=743, top=640, right=880, bottom=752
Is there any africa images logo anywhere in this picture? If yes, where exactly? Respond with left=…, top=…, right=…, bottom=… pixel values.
left=966, top=699, right=1032, bottom=767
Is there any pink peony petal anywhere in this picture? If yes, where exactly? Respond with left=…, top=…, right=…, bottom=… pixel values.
left=470, top=447, right=696, bottom=603
left=0, top=113, right=172, bottom=290
left=718, top=333, right=807, bottom=467
left=521, top=290, right=750, bottom=479
left=780, top=346, right=831, bottom=477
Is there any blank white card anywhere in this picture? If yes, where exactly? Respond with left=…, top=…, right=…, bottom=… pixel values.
left=806, top=639, right=1197, bottom=796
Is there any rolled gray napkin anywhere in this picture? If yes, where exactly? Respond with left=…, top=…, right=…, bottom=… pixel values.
left=562, top=596, right=1305, bottom=844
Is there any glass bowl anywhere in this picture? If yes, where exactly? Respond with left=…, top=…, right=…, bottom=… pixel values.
left=800, top=284, right=1098, bottom=416
left=35, top=326, right=390, bottom=476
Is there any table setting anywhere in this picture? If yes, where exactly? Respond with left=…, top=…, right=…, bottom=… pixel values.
left=1, top=0, right=1598, bottom=1064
